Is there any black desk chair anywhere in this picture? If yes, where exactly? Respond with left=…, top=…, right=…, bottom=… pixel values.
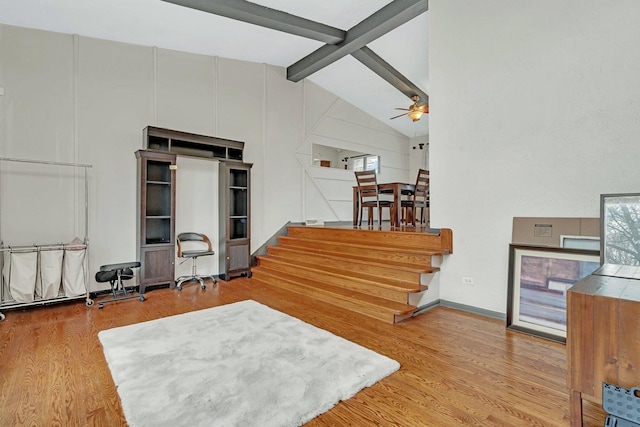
left=175, top=232, right=217, bottom=291
left=94, top=261, right=143, bottom=309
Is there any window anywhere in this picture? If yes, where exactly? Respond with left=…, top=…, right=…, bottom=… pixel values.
left=311, top=144, right=380, bottom=172
left=349, top=155, right=380, bottom=173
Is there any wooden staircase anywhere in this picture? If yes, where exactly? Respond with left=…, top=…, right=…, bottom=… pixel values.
left=252, top=225, right=452, bottom=324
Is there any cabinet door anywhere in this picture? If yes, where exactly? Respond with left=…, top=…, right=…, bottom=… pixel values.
left=226, top=240, right=250, bottom=278
left=140, top=246, right=175, bottom=286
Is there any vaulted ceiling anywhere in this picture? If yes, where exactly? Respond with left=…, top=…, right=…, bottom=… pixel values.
left=0, top=0, right=429, bottom=138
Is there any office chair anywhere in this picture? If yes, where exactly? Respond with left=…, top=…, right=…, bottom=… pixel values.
left=175, top=232, right=217, bottom=291
left=94, top=261, right=143, bottom=309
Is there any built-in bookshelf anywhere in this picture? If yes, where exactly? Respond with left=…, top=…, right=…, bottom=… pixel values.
left=138, top=126, right=250, bottom=282
left=219, top=162, right=252, bottom=280
left=135, top=150, right=176, bottom=290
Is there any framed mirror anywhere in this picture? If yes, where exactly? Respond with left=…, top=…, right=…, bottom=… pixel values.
left=600, top=193, right=640, bottom=266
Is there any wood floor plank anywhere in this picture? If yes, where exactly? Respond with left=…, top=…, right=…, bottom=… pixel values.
left=0, top=278, right=607, bottom=426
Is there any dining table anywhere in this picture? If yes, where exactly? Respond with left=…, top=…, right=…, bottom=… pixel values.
left=352, top=182, right=415, bottom=227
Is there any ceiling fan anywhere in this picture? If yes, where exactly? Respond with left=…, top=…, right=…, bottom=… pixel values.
left=390, top=95, right=429, bottom=122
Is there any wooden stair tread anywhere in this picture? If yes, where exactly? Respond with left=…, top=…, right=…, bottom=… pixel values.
left=256, top=254, right=425, bottom=293
left=277, top=236, right=436, bottom=268
left=280, top=235, right=442, bottom=255
left=267, top=245, right=438, bottom=275
left=288, top=225, right=452, bottom=252
left=252, top=266, right=417, bottom=315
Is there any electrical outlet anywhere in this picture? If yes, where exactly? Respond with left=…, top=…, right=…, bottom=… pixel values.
left=462, top=277, right=474, bottom=285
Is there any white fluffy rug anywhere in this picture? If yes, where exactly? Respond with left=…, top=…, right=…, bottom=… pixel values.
left=98, top=300, right=399, bottom=427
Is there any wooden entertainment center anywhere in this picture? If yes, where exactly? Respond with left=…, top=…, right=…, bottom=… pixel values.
left=135, top=126, right=252, bottom=286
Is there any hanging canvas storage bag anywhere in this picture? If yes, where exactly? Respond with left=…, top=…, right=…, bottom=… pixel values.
left=38, top=249, right=64, bottom=299
left=62, top=247, right=86, bottom=297
left=1, top=252, right=9, bottom=301
left=8, top=251, right=38, bottom=302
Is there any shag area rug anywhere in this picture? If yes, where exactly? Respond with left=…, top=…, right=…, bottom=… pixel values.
left=98, top=300, right=399, bottom=427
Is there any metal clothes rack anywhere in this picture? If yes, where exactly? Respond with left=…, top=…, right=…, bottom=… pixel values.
left=0, top=157, right=93, bottom=321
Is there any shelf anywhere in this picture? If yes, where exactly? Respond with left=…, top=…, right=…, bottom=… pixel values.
left=219, top=162, right=252, bottom=279
left=144, top=126, right=244, bottom=162
left=230, top=188, right=248, bottom=217
left=230, top=218, right=248, bottom=240
left=230, top=170, right=248, bottom=187
left=145, top=238, right=171, bottom=245
left=145, top=219, right=171, bottom=244
left=147, top=160, right=171, bottom=182
left=228, top=148, right=243, bottom=161
left=148, top=136, right=169, bottom=151
left=145, top=183, right=171, bottom=216
left=136, top=149, right=176, bottom=286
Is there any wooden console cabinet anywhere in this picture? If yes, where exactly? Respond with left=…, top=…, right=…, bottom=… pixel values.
left=567, top=265, right=640, bottom=426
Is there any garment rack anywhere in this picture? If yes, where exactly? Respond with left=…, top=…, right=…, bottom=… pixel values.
left=0, top=157, right=93, bottom=321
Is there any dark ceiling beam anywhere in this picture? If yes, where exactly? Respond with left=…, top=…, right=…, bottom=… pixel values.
left=161, top=0, right=346, bottom=44
left=162, top=0, right=428, bottom=102
left=352, top=47, right=428, bottom=103
left=287, top=0, right=428, bottom=82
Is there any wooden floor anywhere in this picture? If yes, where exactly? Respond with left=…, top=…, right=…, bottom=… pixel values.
left=0, top=278, right=606, bottom=426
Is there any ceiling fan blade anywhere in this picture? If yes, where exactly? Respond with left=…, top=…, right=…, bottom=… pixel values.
left=389, top=112, right=408, bottom=120
left=394, top=108, right=410, bottom=111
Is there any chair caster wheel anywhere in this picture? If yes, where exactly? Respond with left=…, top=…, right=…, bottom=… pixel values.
left=176, top=286, right=182, bottom=291
left=98, top=303, right=104, bottom=309
left=201, top=285, right=206, bottom=290
left=139, top=295, right=145, bottom=302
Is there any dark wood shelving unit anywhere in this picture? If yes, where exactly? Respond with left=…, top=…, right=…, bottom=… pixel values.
left=219, top=162, right=252, bottom=280
left=137, top=126, right=250, bottom=284
left=135, top=149, right=177, bottom=291
left=143, top=126, right=244, bottom=162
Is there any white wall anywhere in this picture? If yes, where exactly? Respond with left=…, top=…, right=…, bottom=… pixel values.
left=430, top=0, right=640, bottom=313
left=175, top=157, right=219, bottom=279
left=409, top=134, right=429, bottom=179
left=0, top=24, right=410, bottom=291
left=298, top=85, right=410, bottom=223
